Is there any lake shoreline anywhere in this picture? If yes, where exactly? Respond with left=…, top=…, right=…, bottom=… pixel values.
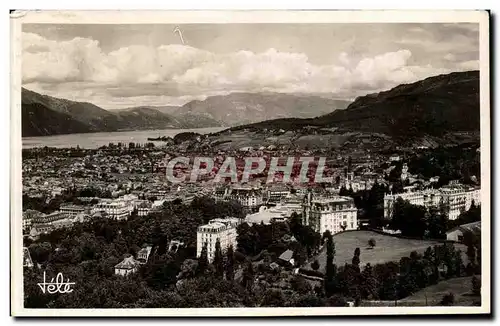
left=22, top=127, right=226, bottom=149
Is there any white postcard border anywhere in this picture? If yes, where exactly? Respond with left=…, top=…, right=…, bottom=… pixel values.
left=10, top=9, right=491, bottom=317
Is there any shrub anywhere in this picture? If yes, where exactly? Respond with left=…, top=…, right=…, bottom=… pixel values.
left=311, top=260, right=320, bottom=271
left=326, top=294, right=348, bottom=307
left=368, top=238, right=376, bottom=248
left=440, top=292, right=455, bottom=306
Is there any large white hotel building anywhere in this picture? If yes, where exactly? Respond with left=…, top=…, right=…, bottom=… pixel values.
left=196, top=217, right=241, bottom=262
left=302, top=194, right=358, bottom=235
left=384, top=184, right=481, bottom=220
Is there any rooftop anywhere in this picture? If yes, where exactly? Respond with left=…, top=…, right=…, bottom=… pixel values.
left=115, top=256, right=140, bottom=270
left=311, top=196, right=353, bottom=204
left=279, top=249, right=294, bottom=261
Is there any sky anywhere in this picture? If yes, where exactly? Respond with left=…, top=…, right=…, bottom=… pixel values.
left=22, top=23, right=479, bottom=110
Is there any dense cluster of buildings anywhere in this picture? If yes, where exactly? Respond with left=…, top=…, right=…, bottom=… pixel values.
left=24, top=208, right=88, bottom=240
left=215, top=185, right=264, bottom=212
left=23, top=144, right=482, bottom=281
left=245, top=193, right=303, bottom=225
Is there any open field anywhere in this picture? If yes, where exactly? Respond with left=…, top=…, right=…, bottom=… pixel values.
left=305, top=230, right=467, bottom=272
left=399, top=276, right=481, bottom=306
left=361, top=276, right=481, bottom=306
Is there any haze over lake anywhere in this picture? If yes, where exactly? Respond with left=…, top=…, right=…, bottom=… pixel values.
left=22, top=127, right=225, bottom=149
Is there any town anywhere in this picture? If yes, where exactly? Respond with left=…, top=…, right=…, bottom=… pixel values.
left=22, top=137, right=482, bottom=308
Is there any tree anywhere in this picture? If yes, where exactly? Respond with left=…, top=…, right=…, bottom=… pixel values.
left=241, top=261, right=254, bottom=292
left=368, top=238, right=376, bottom=249
left=28, top=242, right=52, bottom=263
left=463, top=230, right=480, bottom=274
left=440, top=292, right=455, bottom=306
left=361, top=263, right=378, bottom=300
left=290, top=275, right=312, bottom=295
left=326, top=294, right=347, bottom=307
left=352, top=247, right=361, bottom=266
left=426, top=204, right=449, bottom=239
left=352, top=254, right=360, bottom=267
left=292, top=245, right=308, bottom=267
left=213, top=239, right=224, bottom=279
left=197, top=243, right=208, bottom=276
left=471, top=276, right=481, bottom=296
left=144, top=257, right=180, bottom=290
left=261, top=289, right=285, bottom=307
left=225, top=245, right=235, bottom=281
left=390, top=198, right=427, bottom=237
left=311, top=260, right=320, bottom=271
left=323, top=231, right=336, bottom=296
left=336, top=263, right=361, bottom=301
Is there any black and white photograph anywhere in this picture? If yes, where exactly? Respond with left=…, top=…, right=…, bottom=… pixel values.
left=10, top=10, right=490, bottom=316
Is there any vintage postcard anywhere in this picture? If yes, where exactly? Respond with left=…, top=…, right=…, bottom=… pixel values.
left=10, top=10, right=490, bottom=317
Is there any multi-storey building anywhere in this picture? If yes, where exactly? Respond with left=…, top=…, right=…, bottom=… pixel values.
left=384, top=189, right=441, bottom=219
left=246, top=193, right=303, bottom=225
left=92, top=199, right=131, bottom=220
left=215, top=186, right=263, bottom=212
left=22, top=209, right=42, bottom=232
left=29, top=224, right=53, bottom=240
left=384, top=185, right=481, bottom=220
left=302, top=194, right=358, bottom=235
left=137, top=201, right=152, bottom=217
left=196, top=218, right=240, bottom=262
left=59, top=204, right=86, bottom=218
left=32, top=211, right=67, bottom=225
left=265, top=185, right=291, bottom=203
left=439, top=185, right=481, bottom=220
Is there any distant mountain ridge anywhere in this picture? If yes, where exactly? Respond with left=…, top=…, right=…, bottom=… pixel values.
left=231, top=70, right=480, bottom=141
left=21, top=89, right=350, bottom=137
left=177, top=92, right=350, bottom=126
left=21, top=89, right=223, bottom=137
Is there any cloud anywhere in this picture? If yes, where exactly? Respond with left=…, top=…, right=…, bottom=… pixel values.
left=22, top=32, right=478, bottom=108
left=457, top=60, right=480, bottom=70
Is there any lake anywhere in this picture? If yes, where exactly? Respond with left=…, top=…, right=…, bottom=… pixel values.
left=22, top=127, right=226, bottom=149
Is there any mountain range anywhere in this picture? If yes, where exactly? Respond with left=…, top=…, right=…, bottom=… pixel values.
left=231, top=70, right=480, bottom=140
left=21, top=70, right=479, bottom=139
left=21, top=89, right=349, bottom=137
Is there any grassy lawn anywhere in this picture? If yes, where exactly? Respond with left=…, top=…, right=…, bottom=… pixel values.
left=400, top=276, right=481, bottom=306
left=305, top=230, right=466, bottom=272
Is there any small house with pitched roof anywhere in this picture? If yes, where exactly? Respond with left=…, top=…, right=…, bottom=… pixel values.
left=114, top=256, right=141, bottom=276
left=136, top=245, right=152, bottom=264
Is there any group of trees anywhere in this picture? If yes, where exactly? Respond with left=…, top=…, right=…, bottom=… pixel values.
left=407, top=145, right=480, bottom=186
left=24, top=196, right=248, bottom=307
left=448, top=202, right=481, bottom=229
left=23, top=187, right=115, bottom=214
left=24, top=196, right=339, bottom=308
left=339, top=182, right=389, bottom=228
left=24, top=192, right=481, bottom=309
left=388, top=198, right=481, bottom=239
left=388, top=198, right=448, bottom=238
left=316, top=232, right=471, bottom=304
left=236, top=213, right=321, bottom=267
